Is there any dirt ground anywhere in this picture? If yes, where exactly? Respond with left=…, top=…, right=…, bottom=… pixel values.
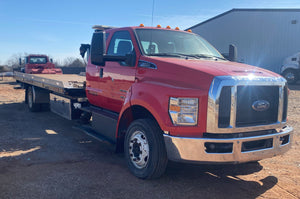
left=0, top=77, right=299, bottom=199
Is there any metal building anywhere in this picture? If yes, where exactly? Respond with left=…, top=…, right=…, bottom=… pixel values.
left=188, top=9, right=300, bottom=73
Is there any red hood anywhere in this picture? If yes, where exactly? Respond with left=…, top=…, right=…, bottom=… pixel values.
left=137, top=56, right=282, bottom=91
left=148, top=57, right=280, bottom=78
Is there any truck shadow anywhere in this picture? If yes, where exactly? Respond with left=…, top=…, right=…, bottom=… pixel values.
left=0, top=102, right=99, bottom=163
left=161, top=161, right=276, bottom=199
left=167, top=161, right=263, bottom=176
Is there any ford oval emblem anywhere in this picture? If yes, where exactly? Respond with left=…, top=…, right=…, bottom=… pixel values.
left=252, top=100, right=270, bottom=112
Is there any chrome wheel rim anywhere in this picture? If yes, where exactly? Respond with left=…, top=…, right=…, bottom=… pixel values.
left=285, top=72, right=295, bottom=82
left=129, top=130, right=149, bottom=169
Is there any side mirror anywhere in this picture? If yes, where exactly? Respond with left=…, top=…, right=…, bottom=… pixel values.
left=19, top=58, right=22, bottom=66
left=91, top=31, right=106, bottom=66
left=50, top=58, right=53, bottom=63
left=228, top=44, right=237, bottom=62
left=80, top=44, right=91, bottom=58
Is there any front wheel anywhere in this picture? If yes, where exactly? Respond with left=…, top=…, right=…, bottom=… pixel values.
left=282, top=69, right=298, bottom=84
left=124, top=119, right=168, bottom=179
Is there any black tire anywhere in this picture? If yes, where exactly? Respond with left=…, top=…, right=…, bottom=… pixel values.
left=79, top=112, right=92, bottom=124
left=124, top=119, right=168, bottom=179
left=26, top=86, right=41, bottom=112
left=282, top=69, right=298, bottom=84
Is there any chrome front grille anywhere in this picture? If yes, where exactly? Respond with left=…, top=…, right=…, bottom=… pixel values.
left=207, top=76, right=287, bottom=133
left=236, top=86, right=279, bottom=127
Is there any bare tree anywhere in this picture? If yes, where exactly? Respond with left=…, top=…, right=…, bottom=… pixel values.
left=62, top=57, right=85, bottom=67
left=6, top=53, right=28, bottom=69
left=70, top=58, right=85, bottom=67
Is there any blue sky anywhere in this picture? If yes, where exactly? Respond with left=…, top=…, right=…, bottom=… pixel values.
left=0, top=0, right=300, bottom=64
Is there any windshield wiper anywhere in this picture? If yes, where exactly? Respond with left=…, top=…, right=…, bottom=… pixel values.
left=147, top=53, right=227, bottom=60
left=191, top=54, right=227, bottom=60
left=147, top=53, right=183, bottom=57
left=208, top=55, right=227, bottom=61
left=170, top=53, right=224, bottom=60
left=148, top=53, right=210, bottom=59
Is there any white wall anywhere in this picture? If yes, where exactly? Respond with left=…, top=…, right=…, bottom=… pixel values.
left=191, top=10, right=300, bottom=73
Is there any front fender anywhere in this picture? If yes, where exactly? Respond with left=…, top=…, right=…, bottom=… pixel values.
left=126, top=81, right=209, bottom=137
left=130, top=83, right=170, bottom=131
left=115, top=84, right=165, bottom=141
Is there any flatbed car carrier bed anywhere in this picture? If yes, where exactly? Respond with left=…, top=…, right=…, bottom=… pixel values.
left=14, top=71, right=86, bottom=97
left=14, top=71, right=87, bottom=120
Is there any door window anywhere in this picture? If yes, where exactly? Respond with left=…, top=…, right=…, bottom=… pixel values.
left=107, top=31, right=133, bottom=56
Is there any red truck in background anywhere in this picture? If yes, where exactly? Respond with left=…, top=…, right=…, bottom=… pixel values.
left=15, top=25, right=293, bottom=179
left=20, top=54, right=62, bottom=74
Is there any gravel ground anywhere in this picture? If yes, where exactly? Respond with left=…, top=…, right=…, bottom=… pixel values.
left=0, top=77, right=299, bottom=199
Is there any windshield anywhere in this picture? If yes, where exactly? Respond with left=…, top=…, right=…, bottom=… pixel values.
left=135, top=29, right=224, bottom=59
left=29, top=57, right=47, bottom=64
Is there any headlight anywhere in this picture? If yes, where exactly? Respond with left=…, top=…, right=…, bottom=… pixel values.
left=169, top=97, right=198, bottom=126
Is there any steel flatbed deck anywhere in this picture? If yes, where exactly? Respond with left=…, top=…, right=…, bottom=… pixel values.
left=14, top=72, right=86, bottom=97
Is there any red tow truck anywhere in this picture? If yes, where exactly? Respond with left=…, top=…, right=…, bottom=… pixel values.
left=20, top=54, right=62, bottom=74
left=14, top=25, right=293, bottom=179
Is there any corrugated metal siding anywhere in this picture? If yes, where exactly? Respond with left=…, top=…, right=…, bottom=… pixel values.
left=191, top=10, right=300, bottom=73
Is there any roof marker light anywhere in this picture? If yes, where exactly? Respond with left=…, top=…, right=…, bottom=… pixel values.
left=157, top=25, right=162, bottom=28
left=187, top=29, right=192, bottom=32
left=175, top=27, right=180, bottom=30
left=139, top=24, right=145, bottom=27
left=166, top=25, right=171, bottom=29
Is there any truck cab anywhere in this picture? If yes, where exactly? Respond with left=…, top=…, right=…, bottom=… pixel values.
left=23, top=54, right=62, bottom=74
left=81, top=25, right=293, bottom=179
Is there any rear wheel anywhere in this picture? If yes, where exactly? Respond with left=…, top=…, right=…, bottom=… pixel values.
left=282, top=69, right=298, bottom=84
left=26, top=86, right=41, bottom=112
left=124, top=119, right=168, bottom=179
left=80, top=112, right=92, bottom=124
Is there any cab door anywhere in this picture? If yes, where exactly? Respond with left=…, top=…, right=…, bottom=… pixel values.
left=101, top=30, right=137, bottom=113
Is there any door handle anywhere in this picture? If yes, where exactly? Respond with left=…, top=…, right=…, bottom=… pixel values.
left=100, top=68, right=103, bottom=78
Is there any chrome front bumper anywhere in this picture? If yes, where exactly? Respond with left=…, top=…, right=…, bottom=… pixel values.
left=164, top=126, right=293, bottom=163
